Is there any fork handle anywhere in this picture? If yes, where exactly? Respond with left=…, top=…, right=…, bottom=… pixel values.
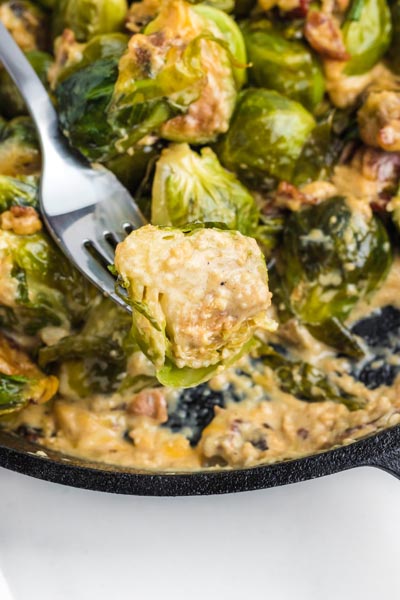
left=0, top=23, right=70, bottom=160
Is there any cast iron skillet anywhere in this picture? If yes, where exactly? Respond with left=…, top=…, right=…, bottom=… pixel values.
left=1, top=307, right=400, bottom=495
left=0, top=425, right=400, bottom=495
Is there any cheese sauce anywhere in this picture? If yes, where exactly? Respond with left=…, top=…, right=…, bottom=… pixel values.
left=5, top=256, right=400, bottom=472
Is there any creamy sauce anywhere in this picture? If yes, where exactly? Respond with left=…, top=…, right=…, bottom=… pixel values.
left=6, top=256, right=400, bottom=472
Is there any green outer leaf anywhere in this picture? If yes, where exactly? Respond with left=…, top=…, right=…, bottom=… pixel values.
left=151, top=144, right=259, bottom=236
left=0, top=373, right=29, bottom=414
left=342, top=0, right=392, bottom=75
left=242, top=19, right=325, bottom=111
left=192, top=4, right=247, bottom=88
left=217, top=88, right=316, bottom=187
left=255, top=344, right=364, bottom=410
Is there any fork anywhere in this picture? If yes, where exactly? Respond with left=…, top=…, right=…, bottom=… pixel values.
left=0, top=23, right=146, bottom=311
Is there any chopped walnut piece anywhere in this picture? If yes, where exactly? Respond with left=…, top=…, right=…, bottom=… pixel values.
left=305, top=11, right=349, bottom=61
left=0, top=206, right=42, bottom=235
left=358, top=91, right=400, bottom=152
left=274, top=181, right=318, bottom=211
left=48, top=29, right=83, bottom=89
left=128, top=388, right=168, bottom=423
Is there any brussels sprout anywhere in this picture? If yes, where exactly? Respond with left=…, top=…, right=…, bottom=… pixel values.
left=0, top=333, right=58, bottom=415
left=217, top=88, right=316, bottom=187
left=387, top=0, right=400, bottom=73
left=52, top=0, right=128, bottom=43
left=0, top=51, right=52, bottom=118
left=114, top=224, right=275, bottom=387
left=292, top=107, right=352, bottom=185
left=242, top=19, right=325, bottom=111
left=0, top=0, right=48, bottom=51
left=342, top=0, right=392, bottom=76
left=56, top=34, right=129, bottom=161
left=191, top=3, right=247, bottom=88
left=0, top=117, right=40, bottom=176
left=255, top=344, right=364, bottom=410
left=110, top=0, right=244, bottom=148
left=0, top=175, right=38, bottom=210
left=151, top=144, right=259, bottom=236
left=274, top=196, right=392, bottom=351
left=39, top=297, right=133, bottom=395
left=0, top=185, right=93, bottom=336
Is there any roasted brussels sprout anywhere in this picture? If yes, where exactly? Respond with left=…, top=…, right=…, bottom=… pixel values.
left=110, top=0, right=245, bottom=148
left=341, top=0, right=392, bottom=76
left=0, top=116, right=40, bottom=176
left=274, top=196, right=392, bottom=351
left=57, top=0, right=246, bottom=159
left=52, top=0, right=128, bottom=43
left=292, top=107, right=351, bottom=185
left=114, top=224, right=275, bottom=387
left=0, top=175, right=38, bottom=210
left=0, top=188, right=92, bottom=336
left=0, top=333, right=58, bottom=415
left=255, top=344, right=363, bottom=410
left=217, top=88, right=316, bottom=187
left=0, top=0, right=48, bottom=51
left=242, top=19, right=325, bottom=111
left=151, top=144, right=259, bottom=235
left=39, top=297, right=137, bottom=396
left=0, top=50, right=52, bottom=118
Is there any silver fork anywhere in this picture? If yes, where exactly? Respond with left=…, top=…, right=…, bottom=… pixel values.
left=0, top=23, right=146, bottom=311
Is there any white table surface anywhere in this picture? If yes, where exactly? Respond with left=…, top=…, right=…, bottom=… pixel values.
left=0, top=465, right=399, bottom=600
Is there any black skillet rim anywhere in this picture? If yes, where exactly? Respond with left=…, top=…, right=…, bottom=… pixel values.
left=1, top=423, right=400, bottom=495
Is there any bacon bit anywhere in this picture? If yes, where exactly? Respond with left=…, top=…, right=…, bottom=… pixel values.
left=0, top=206, right=42, bottom=235
left=274, top=181, right=318, bottom=211
left=127, top=388, right=168, bottom=423
left=305, top=11, right=350, bottom=61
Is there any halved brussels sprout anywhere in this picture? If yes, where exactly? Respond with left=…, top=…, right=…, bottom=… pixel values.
left=217, top=88, right=316, bottom=187
left=292, top=106, right=352, bottom=185
left=0, top=51, right=52, bottom=118
left=342, top=0, right=392, bottom=76
left=0, top=0, right=48, bottom=51
left=151, top=143, right=259, bottom=235
left=0, top=117, right=40, bottom=176
left=255, top=344, right=363, bottom=410
left=242, top=19, right=325, bottom=111
left=274, top=196, right=392, bottom=350
left=52, top=0, right=128, bottom=43
left=55, top=33, right=129, bottom=161
left=0, top=175, right=38, bottom=210
left=39, top=297, right=136, bottom=396
left=114, top=224, right=275, bottom=387
left=0, top=187, right=93, bottom=336
left=110, top=0, right=245, bottom=147
left=0, top=333, right=58, bottom=416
